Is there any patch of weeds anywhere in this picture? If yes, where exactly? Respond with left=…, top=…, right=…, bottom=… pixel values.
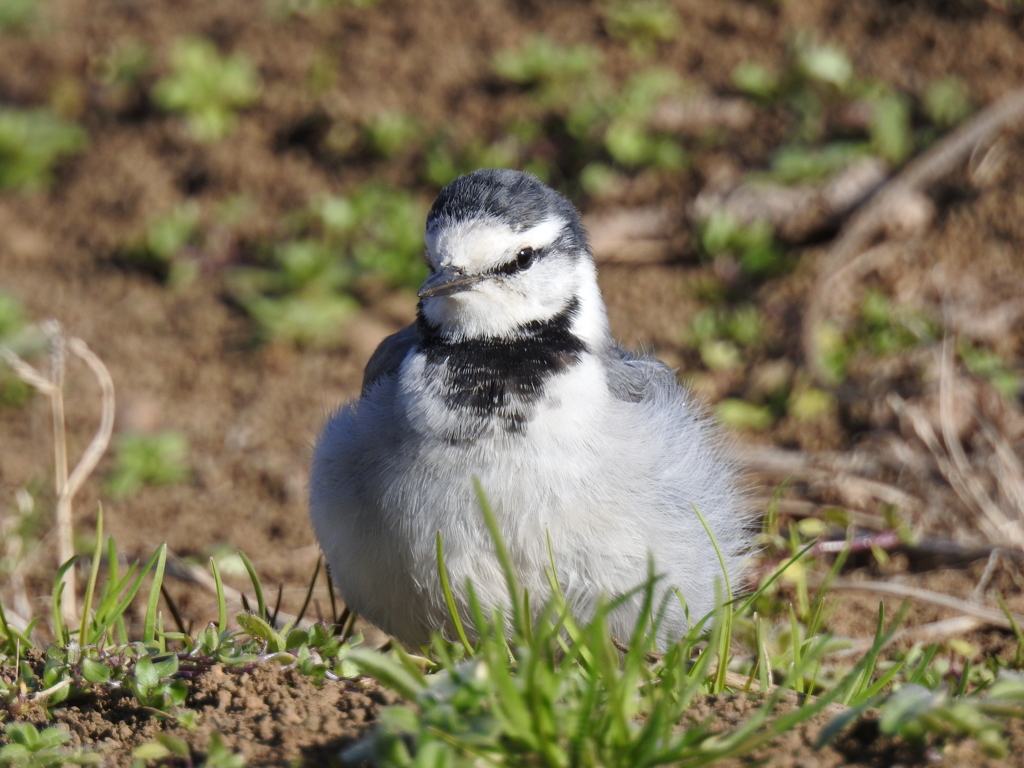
left=958, top=340, right=1022, bottom=400
left=362, top=111, right=421, bottom=159
left=732, top=38, right=973, bottom=184
left=131, top=732, right=243, bottom=768
left=0, top=293, right=31, bottom=407
left=493, top=38, right=689, bottom=183
left=493, top=35, right=601, bottom=109
left=268, top=0, right=377, bottom=17
left=152, top=37, right=261, bottom=142
left=859, top=667, right=1024, bottom=758
left=422, top=133, right=526, bottom=189
left=596, top=68, right=688, bottom=171
left=601, top=0, right=680, bottom=58
left=92, top=39, right=150, bottom=110
left=0, top=293, right=48, bottom=408
left=228, top=184, right=427, bottom=347
left=0, top=507, right=366, bottom=727
left=105, top=431, right=190, bottom=499
left=689, top=303, right=764, bottom=373
left=0, top=722, right=100, bottom=767
left=0, top=108, right=87, bottom=191
left=699, top=210, right=789, bottom=277
left=817, top=290, right=939, bottom=384
left=0, top=0, right=38, bottom=33
left=923, top=77, right=971, bottom=129
left=767, top=142, right=870, bottom=184
left=117, top=202, right=201, bottom=287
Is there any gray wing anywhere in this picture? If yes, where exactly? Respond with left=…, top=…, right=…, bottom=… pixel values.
left=361, top=323, right=420, bottom=395
left=602, top=345, right=677, bottom=403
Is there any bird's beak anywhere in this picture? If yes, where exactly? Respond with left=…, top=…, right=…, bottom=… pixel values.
left=417, top=266, right=485, bottom=299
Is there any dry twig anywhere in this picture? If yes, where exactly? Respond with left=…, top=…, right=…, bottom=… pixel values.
left=0, top=325, right=115, bottom=624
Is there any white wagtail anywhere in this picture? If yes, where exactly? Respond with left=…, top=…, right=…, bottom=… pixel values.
left=310, top=169, right=749, bottom=646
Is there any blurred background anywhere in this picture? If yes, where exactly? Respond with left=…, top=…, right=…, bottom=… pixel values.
left=1, top=0, right=1023, bottom=634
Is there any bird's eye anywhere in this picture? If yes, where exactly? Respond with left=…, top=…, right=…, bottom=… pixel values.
left=516, top=247, right=535, bottom=270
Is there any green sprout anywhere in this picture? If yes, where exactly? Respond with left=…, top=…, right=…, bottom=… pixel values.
left=119, top=202, right=201, bottom=286
left=699, top=210, right=788, bottom=277
left=867, top=89, right=913, bottom=165
left=0, top=723, right=100, bottom=767
left=958, top=340, right=1022, bottom=400
left=363, top=111, right=421, bottom=159
left=769, top=142, right=869, bottom=184
left=0, top=0, right=37, bottom=32
left=817, top=290, right=939, bottom=384
left=152, top=37, right=261, bottom=142
left=923, top=77, right=972, bottom=128
left=493, top=35, right=601, bottom=108
left=732, top=61, right=779, bottom=101
left=796, top=43, right=853, bottom=92
left=228, top=184, right=426, bottom=347
left=601, top=68, right=687, bottom=170
left=0, top=108, right=87, bottom=192
left=106, top=430, right=190, bottom=499
left=603, top=0, right=680, bottom=58
left=0, top=290, right=35, bottom=407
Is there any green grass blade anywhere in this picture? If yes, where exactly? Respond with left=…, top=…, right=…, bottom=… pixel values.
left=436, top=531, right=473, bottom=656
left=99, top=547, right=164, bottom=632
left=473, top=478, right=524, bottom=636
left=51, top=556, right=78, bottom=646
left=143, top=543, right=168, bottom=644
left=691, top=504, right=733, bottom=693
left=733, top=540, right=817, bottom=618
left=79, top=504, right=105, bottom=644
left=237, top=550, right=267, bottom=621
left=210, top=557, right=227, bottom=635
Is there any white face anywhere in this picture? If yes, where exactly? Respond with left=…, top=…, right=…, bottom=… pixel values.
left=420, top=214, right=609, bottom=344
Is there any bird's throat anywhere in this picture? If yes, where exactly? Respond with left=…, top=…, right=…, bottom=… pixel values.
left=414, top=298, right=587, bottom=433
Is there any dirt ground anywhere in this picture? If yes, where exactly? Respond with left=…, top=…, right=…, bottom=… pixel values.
left=2, top=0, right=1024, bottom=765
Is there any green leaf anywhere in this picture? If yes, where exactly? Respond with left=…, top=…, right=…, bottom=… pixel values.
left=81, top=657, right=111, bottom=684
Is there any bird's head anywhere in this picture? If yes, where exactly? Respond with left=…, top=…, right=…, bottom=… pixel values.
left=417, top=169, right=609, bottom=345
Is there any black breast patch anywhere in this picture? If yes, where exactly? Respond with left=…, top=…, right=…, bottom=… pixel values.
left=415, top=298, right=587, bottom=433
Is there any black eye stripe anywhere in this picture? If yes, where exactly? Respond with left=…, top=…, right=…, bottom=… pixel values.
left=491, top=246, right=540, bottom=276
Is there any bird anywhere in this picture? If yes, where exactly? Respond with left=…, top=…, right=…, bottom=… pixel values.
left=309, top=168, right=750, bottom=647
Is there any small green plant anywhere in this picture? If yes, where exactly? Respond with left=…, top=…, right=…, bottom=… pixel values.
left=129, top=654, right=188, bottom=710
left=268, top=0, right=377, bottom=17
left=131, top=732, right=244, bottom=768
left=602, top=0, right=680, bottom=58
left=689, top=303, right=764, bottom=372
left=0, top=108, right=87, bottom=191
left=152, top=37, right=261, bottom=142
left=493, top=35, right=601, bottom=109
left=0, top=0, right=38, bottom=32
left=598, top=68, right=688, bottom=171
left=767, top=142, right=869, bottom=184
left=0, top=723, right=100, bottom=767
left=698, top=211, right=788, bottom=277
left=0, top=291, right=44, bottom=407
left=228, top=184, right=426, bottom=347
left=94, top=39, right=151, bottom=110
left=818, top=290, right=939, bottom=384
left=106, top=430, right=190, bottom=499
left=363, top=111, right=421, bottom=159
left=958, top=340, right=1022, bottom=400
left=118, top=202, right=201, bottom=286
left=923, top=77, right=971, bottom=128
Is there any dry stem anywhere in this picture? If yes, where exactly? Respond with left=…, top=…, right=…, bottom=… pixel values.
left=0, top=325, right=115, bottom=625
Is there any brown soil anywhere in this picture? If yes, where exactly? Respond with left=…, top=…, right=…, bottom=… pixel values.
left=2, top=0, right=1024, bottom=765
